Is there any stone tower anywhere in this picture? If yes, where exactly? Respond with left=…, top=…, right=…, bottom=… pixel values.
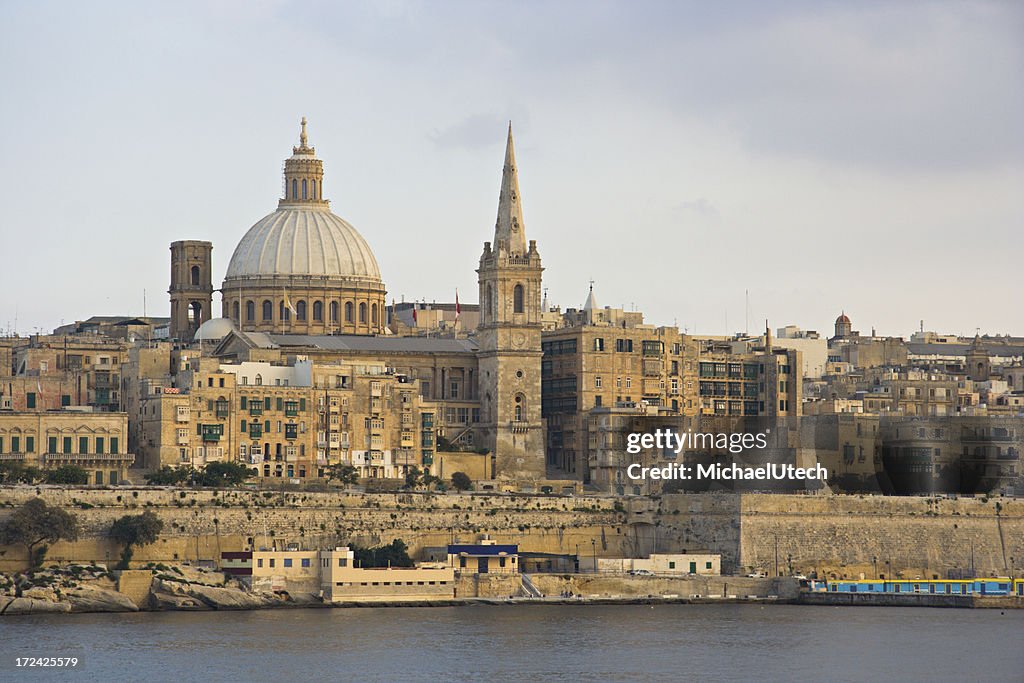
left=477, top=124, right=546, bottom=479
left=169, top=240, right=213, bottom=342
left=966, top=333, right=990, bottom=381
left=834, top=311, right=852, bottom=339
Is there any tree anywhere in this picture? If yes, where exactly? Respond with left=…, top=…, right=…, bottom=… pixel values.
left=144, top=466, right=191, bottom=486
left=325, top=464, right=359, bottom=487
left=451, top=471, right=472, bottom=492
left=109, top=511, right=164, bottom=569
left=351, top=539, right=414, bottom=568
left=0, top=462, right=43, bottom=484
left=196, top=461, right=253, bottom=487
left=404, top=466, right=422, bottom=489
left=45, top=465, right=89, bottom=485
left=0, top=498, right=79, bottom=569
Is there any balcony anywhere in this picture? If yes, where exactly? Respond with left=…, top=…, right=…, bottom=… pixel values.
left=510, top=421, right=530, bottom=434
left=43, top=452, right=134, bottom=464
left=0, top=453, right=26, bottom=461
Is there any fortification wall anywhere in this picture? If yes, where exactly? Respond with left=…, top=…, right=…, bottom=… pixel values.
left=1, top=487, right=1019, bottom=580
left=735, top=494, right=1024, bottom=579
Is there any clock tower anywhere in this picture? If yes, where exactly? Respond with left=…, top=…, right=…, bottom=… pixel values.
left=477, top=124, right=546, bottom=479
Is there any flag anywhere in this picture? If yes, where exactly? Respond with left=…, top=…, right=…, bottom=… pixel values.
left=284, top=290, right=296, bottom=316
left=412, top=305, right=418, bottom=325
left=455, top=289, right=461, bottom=323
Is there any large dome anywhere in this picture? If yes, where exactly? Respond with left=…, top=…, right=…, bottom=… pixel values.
left=225, top=207, right=381, bottom=282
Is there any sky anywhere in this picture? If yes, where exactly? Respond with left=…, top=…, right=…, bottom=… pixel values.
left=0, top=1, right=1021, bottom=339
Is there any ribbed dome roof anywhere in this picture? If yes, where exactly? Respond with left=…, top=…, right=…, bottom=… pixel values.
left=225, top=208, right=381, bottom=281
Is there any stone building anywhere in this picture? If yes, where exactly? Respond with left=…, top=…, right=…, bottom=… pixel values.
left=0, top=410, right=133, bottom=484
left=132, top=354, right=439, bottom=481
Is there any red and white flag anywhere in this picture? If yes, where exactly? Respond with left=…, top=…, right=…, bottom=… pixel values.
left=455, top=289, right=461, bottom=323
left=412, top=306, right=418, bottom=325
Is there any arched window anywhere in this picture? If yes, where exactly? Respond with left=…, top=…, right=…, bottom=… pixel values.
left=296, top=300, right=307, bottom=321
left=291, top=179, right=297, bottom=199
left=262, top=300, right=273, bottom=321
left=359, top=302, right=367, bottom=323
left=330, top=301, right=338, bottom=322
left=190, top=265, right=200, bottom=286
left=513, top=284, right=524, bottom=314
left=371, top=303, right=378, bottom=325
left=246, top=300, right=255, bottom=322
left=255, top=374, right=262, bottom=386
left=485, top=285, right=493, bottom=321
left=280, top=301, right=291, bottom=321
left=311, top=179, right=316, bottom=199
left=345, top=302, right=354, bottom=323
left=232, top=301, right=239, bottom=321
left=313, top=300, right=323, bottom=321
left=302, top=179, right=307, bottom=199
left=514, top=394, right=524, bottom=421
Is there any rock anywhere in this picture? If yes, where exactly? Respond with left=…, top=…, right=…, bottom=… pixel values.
left=22, top=587, right=60, bottom=602
left=0, top=596, right=72, bottom=615
left=65, top=585, right=139, bottom=613
left=152, top=577, right=279, bottom=610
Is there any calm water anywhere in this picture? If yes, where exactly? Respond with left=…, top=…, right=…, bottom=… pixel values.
left=1, top=604, right=1022, bottom=682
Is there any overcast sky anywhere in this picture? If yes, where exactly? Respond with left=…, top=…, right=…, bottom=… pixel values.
left=1, top=1, right=1021, bottom=338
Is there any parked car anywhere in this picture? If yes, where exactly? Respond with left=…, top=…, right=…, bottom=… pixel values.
left=747, top=571, right=767, bottom=578
left=628, top=569, right=654, bottom=576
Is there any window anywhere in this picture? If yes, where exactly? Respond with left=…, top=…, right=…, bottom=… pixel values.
left=296, top=300, right=307, bottom=321
left=291, top=179, right=297, bottom=199
left=311, top=179, right=316, bottom=199
left=615, top=339, right=633, bottom=353
left=359, top=302, right=367, bottom=323
left=190, top=265, right=200, bottom=286
left=330, top=301, right=338, bottom=322
left=595, top=376, right=602, bottom=389
left=48, top=436, right=58, bottom=453
left=257, top=559, right=263, bottom=568
left=280, top=301, right=291, bottom=321
left=63, top=437, right=72, bottom=453
left=246, top=300, right=255, bottom=321
left=26, top=436, right=34, bottom=453
left=27, top=393, right=36, bottom=409
left=269, top=559, right=275, bottom=568
left=284, top=558, right=293, bottom=568
left=301, top=558, right=310, bottom=568
left=111, top=437, right=118, bottom=453
left=594, top=338, right=605, bottom=351
left=79, top=436, right=88, bottom=454
left=345, top=301, right=353, bottom=322
left=262, top=300, right=273, bottom=321
left=313, top=300, right=323, bottom=321
left=371, top=303, right=378, bottom=325
left=513, top=284, right=524, bottom=313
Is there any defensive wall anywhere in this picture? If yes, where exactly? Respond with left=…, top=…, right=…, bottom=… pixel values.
left=0, top=487, right=1020, bottom=580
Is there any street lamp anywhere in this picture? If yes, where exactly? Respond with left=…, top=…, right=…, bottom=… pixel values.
left=591, top=539, right=596, bottom=574
left=872, top=556, right=878, bottom=580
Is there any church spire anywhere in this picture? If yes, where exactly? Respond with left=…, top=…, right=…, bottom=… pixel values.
left=493, top=122, right=527, bottom=255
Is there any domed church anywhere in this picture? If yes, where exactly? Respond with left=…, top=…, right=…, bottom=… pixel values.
left=218, top=118, right=387, bottom=335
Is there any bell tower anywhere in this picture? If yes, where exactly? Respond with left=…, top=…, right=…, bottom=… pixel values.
left=477, top=124, right=546, bottom=480
left=169, top=240, right=213, bottom=342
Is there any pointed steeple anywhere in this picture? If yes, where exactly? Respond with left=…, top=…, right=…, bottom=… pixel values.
left=493, top=122, right=528, bottom=255
left=583, top=281, right=597, bottom=311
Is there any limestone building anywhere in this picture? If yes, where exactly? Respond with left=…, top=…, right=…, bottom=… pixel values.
left=0, top=411, right=134, bottom=484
